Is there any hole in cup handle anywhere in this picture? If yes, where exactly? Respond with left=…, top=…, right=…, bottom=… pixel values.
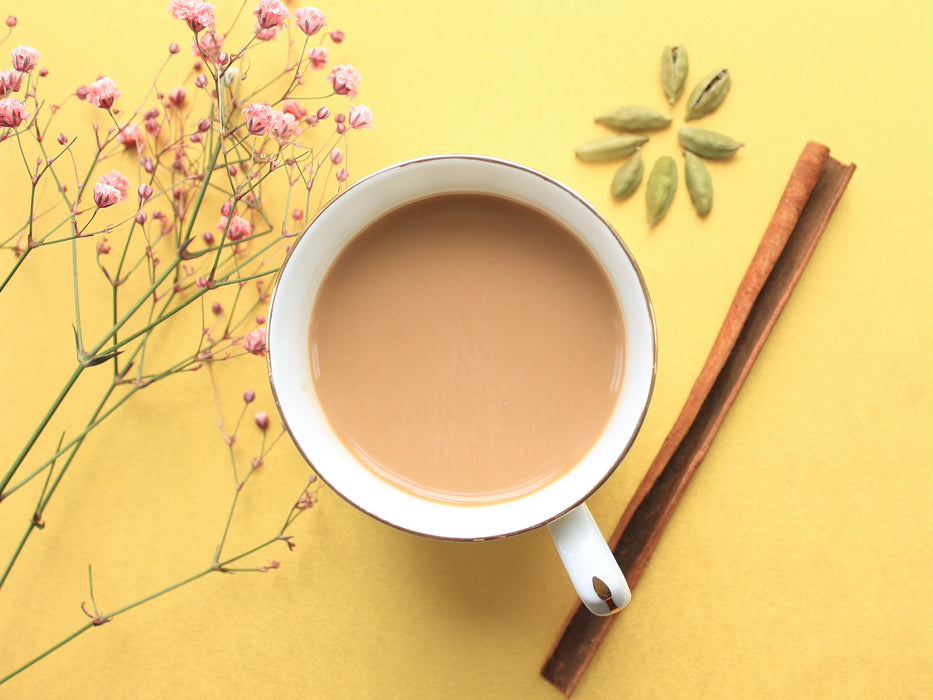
left=547, top=504, right=631, bottom=616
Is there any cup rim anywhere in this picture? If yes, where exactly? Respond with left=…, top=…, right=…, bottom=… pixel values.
left=267, top=154, right=657, bottom=540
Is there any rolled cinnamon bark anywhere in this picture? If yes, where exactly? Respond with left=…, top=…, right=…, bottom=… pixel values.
left=541, top=142, right=856, bottom=696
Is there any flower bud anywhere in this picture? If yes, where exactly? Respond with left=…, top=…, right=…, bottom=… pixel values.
left=254, top=412, right=270, bottom=430
left=316, top=106, right=330, bottom=120
left=169, top=43, right=180, bottom=54
left=135, top=211, right=147, bottom=225
left=243, top=390, right=256, bottom=403
left=138, top=183, right=153, bottom=200
left=212, top=302, right=223, bottom=315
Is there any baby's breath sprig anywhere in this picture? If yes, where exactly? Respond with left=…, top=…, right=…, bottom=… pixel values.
left=0, top=1, right=370, bottom=683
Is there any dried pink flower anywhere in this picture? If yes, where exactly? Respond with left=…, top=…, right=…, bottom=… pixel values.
left=168, top=0, right=216, bottom=32
left=0, top=69, right=23, bottom=97
left=96, top=238, right=111, bottom=255
left=217, top=214, right=252, bottom=241
left=86, top=77, right=120, bottom=109
left=327, top=64, right=360, bottom=99
left=99, top=170, right=130, bottom=199
left=295, top=7, right=326, bottom=36
left=11, top=46, right=39, bottom=73
left=169, top=86, right=186, bottom=107
left=254, top=24, right=278, bottom=41
left=253, top=0, right=289, bottom=30
left=192, top=30, right=223, bottom=61
left=348, top=104, right=373, bottom=129
left=243, top=327, right=267, bottom=356
left=269, top=111, right=299, bottom=142
left=258, top=559, right=279, bottom=572
left=307, top=46, right=328, bottom=70
left=330, top=29, right=345, bottom=43
left=93, top=171, right=128, bottom=208
left=242, top=102, right=274, bottom=135
left=254, top=411, right=270, bottom=430
left=117, top=122, right=145, bottom=150
left=295, top=489, right=317, bottom=510
left=282, top=99, right=307, bottom=120
left=0, top=98, right=30, bottom=128
left=329, top=147, right=343, bottom=165
left=93, top=183, right=123, bottom=208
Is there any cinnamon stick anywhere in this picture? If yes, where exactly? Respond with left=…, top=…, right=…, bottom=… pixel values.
left=541, top=142, right=856, bottom=696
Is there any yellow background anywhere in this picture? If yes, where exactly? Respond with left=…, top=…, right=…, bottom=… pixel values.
left=1, top=0, right=931, bottom=698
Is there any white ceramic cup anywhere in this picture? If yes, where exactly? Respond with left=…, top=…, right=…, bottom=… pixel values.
left=268, top=155, right=656, bottom=615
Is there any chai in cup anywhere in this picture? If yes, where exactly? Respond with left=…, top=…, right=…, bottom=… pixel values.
left=309, top=192, right=624, bottom=505
left=269, top=155, right=656, bottom=615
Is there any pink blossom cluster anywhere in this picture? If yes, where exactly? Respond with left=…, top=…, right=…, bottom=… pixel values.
left=243, top=327, right=267, bottom=356
left=307, top=46, right=328, bottom=70
left=253, top=0, right=289, bottom=39
left=217, top=214, right=253, bottom=241
left=11, top=45, right=39, bottom=73
left=192, top=30, right=223, bottom=61
left=327, top=64, right=361, bottom=99
left=117, top=122, right=145, bottom=150
left=294, top=7, right=326, bottom=36
left=168, top=0, right=216, bottom=32
left=93, top=170, right=130, bottom=209
left=0, top=97, right=29, bottom=128
left=1, top=44, right=38, bottom=99
left=348, top=104, right=373, bottom=129
left=86, top=76, right=121, bottom=110
left=0, top=69, right=22, bottom=96
left=242, top=102, right=302, bottom=142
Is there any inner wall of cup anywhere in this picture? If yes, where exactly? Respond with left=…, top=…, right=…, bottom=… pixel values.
left=269, top=156, right=655, bottom=540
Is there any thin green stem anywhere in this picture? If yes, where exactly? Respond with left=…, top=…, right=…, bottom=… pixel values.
left=0, top=531, right=289, bottom=686
left=0, top=364, right=84, bottom=499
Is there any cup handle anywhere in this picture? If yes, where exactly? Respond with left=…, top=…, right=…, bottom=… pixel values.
left=547, top=504, right=631, bottom=616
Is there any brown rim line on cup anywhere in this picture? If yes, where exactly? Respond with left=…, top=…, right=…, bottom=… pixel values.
left=541, top=142, right=856, bottom=696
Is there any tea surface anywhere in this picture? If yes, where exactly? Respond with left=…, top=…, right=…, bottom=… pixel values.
left=310, top=193, right=623, bottom=503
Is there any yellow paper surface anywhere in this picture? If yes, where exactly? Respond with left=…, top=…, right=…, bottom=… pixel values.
left=1, top=0, right=931, bottom=697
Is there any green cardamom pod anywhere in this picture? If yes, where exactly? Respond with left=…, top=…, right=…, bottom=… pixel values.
left=678, top=126, right=744, bottom=158
left=683, top=150, right=713, bottom=216
left=645, top=155, right=677, bottom=227
left=574, top=134, right=650, bottom=162
left=661, top=45, right=688, bottom=105
left=685, top=69, right=732, bottom=120
left=610, top=149, right=644, bottom=200
left=595, top=105, right=672, bottom=132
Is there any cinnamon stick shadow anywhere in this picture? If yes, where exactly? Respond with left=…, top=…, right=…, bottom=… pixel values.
left=541, top=142, right=856, bottom=696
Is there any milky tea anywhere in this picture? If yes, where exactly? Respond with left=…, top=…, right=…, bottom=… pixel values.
left=309, top=193, right=624, bottom=504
